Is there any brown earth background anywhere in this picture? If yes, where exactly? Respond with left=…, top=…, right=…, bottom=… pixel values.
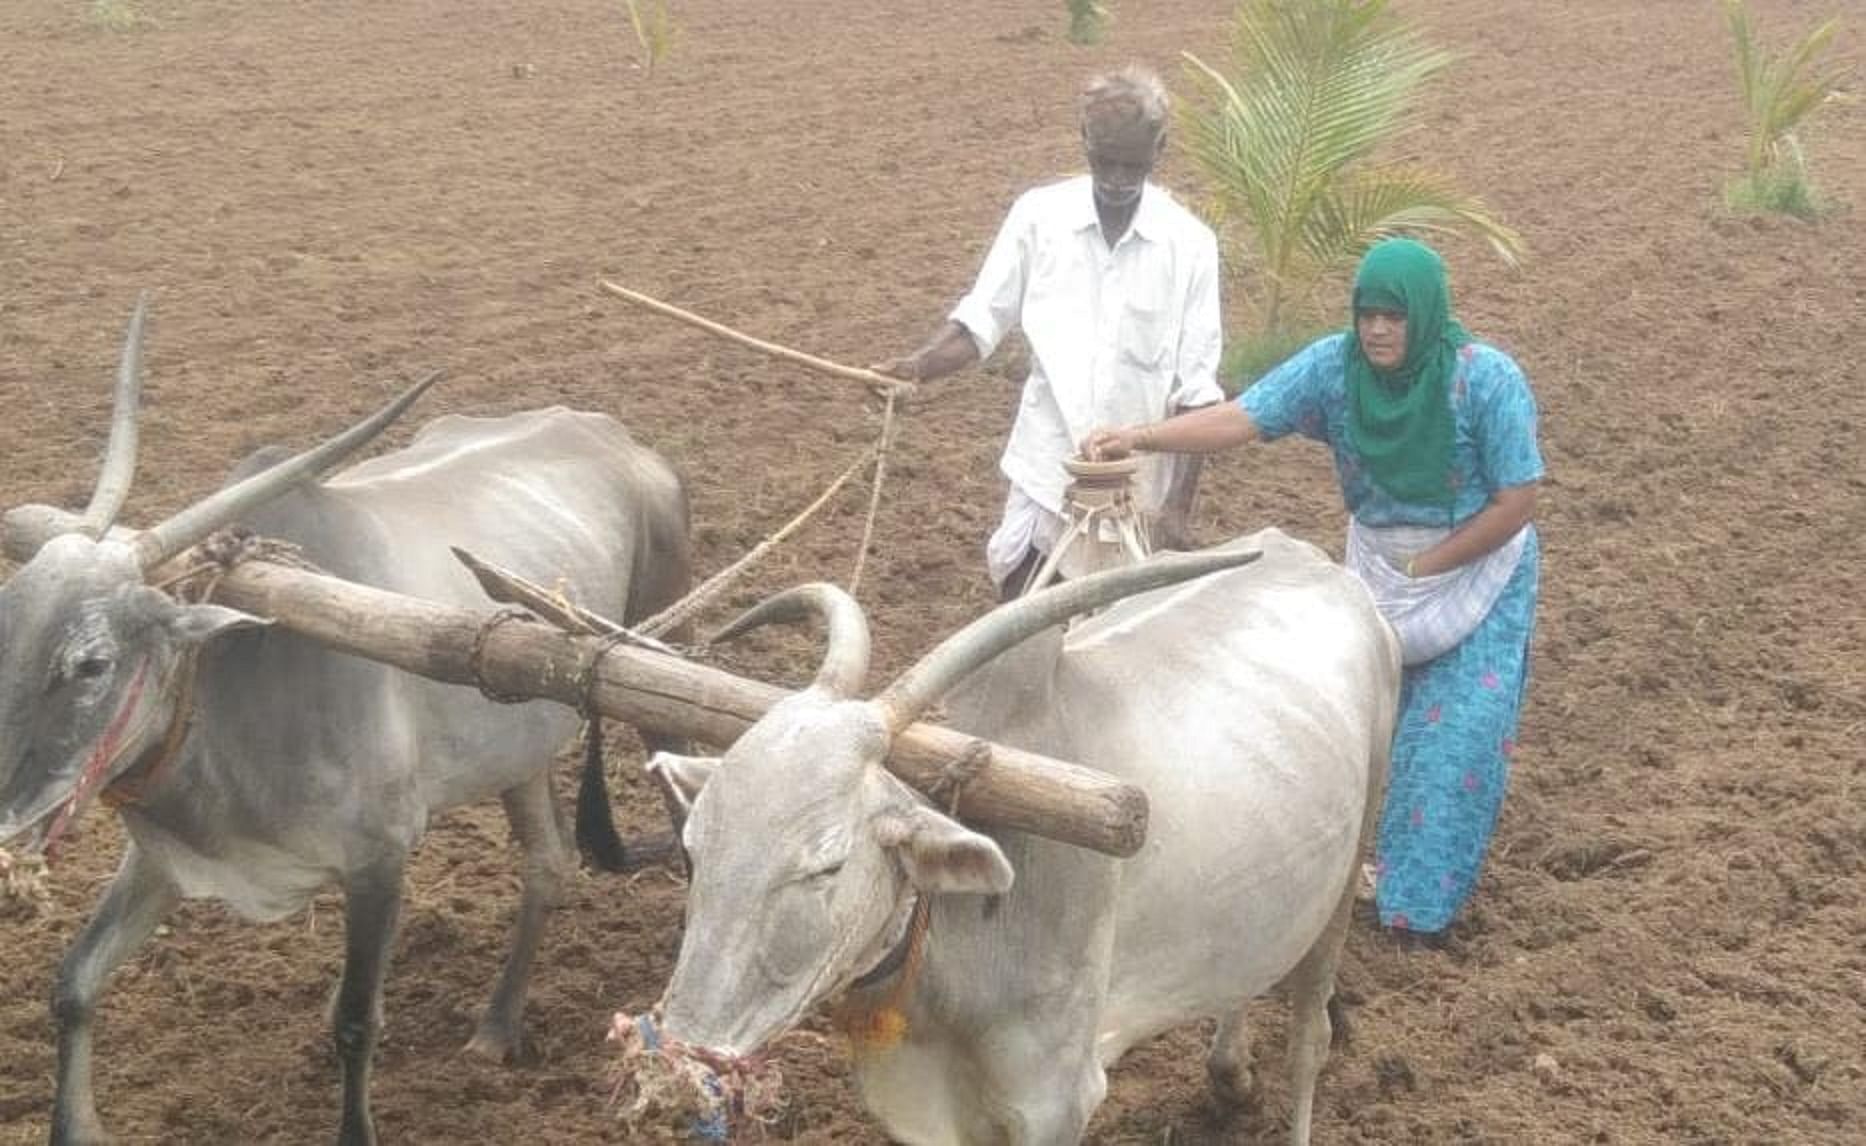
left=2, top=1, right=1863, bottom=1143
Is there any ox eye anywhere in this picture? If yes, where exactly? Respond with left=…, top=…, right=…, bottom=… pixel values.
left=759, top=877, right=836, bottom=983
left=74, top=656, right=113, bottom=681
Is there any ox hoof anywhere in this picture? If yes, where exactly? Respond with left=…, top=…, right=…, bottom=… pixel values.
left=1206, top=1055, right=1259, bottom=1113
left=50, top=1120, right=111, bottom=1146
left=463, top=1025, right=531, bottom=1065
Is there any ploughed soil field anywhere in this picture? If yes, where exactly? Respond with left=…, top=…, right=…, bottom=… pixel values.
left=2, top=1, right=1862, bottom=1142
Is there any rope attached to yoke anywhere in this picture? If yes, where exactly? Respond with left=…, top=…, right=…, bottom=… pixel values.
left=598, top=277, right=912, bottom=629
left=637, top=397, right=901, bottom=639
left=847, top=389, right=898, bottom=597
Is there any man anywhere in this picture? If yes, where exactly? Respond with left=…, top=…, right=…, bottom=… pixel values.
left=875, top=65, right=1224, bottom=598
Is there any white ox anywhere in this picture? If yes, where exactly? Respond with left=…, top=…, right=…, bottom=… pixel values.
left=648, top=529, right=1401, bottom=1144
left=0, top=300, right=689, bottom=1144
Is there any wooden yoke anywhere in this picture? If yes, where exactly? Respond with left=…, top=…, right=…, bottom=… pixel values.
left=1, top=514, right=1148, bottom=857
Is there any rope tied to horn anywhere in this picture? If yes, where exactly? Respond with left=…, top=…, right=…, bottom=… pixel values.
left=931, top=738, right=992, bottom=818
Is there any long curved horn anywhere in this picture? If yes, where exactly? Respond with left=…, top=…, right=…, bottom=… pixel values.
left=131, top=369, right=443, bottom=570
left=78, top=292, right=152, bottom=538
left=710, top=583, right=871, bottom=698
left=871, top=548, right=1261, bottom=733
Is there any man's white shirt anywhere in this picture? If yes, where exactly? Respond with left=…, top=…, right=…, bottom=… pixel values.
left=950, top=174, right=1224, bottom=517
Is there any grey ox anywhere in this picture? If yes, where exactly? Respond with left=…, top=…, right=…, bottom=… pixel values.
left=648, top=529, right=1400, bottom=1144
left=0, top=299, right=690, bottom=1145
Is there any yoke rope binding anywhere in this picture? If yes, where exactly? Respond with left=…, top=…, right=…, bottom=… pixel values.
left=469, top=608, right=539, bottom=704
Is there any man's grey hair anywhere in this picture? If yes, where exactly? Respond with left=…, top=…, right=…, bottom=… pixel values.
left=1080, top=65, right=1170, bottom=140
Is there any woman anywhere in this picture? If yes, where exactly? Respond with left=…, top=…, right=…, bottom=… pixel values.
left=1082, top=237, right=1543, bottom=937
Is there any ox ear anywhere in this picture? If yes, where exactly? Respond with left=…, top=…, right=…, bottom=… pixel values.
left=875, top=805, right=1014, bottom=896
left=124, top=586, right=270, bottom=645
left=647, top=751, right=720, bottom=816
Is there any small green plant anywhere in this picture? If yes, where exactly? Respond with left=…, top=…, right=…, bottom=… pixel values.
left=619, top=0, right=678, bottom=78
left=87, top=0, right=144, bottom=31
left=1721, top=0, right=1847, bottom=219
left=1181, top=0, right=1521, bottom=337
left=1067, top=0, right=1112, bottom=46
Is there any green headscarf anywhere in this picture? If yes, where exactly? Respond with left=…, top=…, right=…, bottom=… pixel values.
left=1344, top=238, right=1471, bottom=507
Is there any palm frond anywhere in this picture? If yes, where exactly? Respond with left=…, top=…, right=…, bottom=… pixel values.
left=1310, top=167, right=1524, bottom=270
left=1721, top=0, right=1847, bottom=180
left=1180, top=0, right=1518, bottom=331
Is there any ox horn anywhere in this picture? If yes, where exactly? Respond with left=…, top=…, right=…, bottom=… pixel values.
left=78, top=291, right=152, bottom=538
left=871, top=547, right=1262, bottom=734
left=131, top=369, right=444, bottom=570
left=710, top=583, right=871, bottom=698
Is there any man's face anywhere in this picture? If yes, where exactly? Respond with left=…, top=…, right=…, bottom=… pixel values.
left=1083, top=120, right=1162, bottom=210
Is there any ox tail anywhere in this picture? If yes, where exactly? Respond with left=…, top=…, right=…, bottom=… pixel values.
left=581, top=468, right=694, bottom=875
left=576, top=715, right=632, bottom=873
left=575, top=715, right=687, bottom=875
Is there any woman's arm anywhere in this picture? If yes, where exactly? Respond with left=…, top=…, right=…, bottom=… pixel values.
left=1082, top=401, right=1261, bottom=460
left=1409, top=482, right=1538, bottom=577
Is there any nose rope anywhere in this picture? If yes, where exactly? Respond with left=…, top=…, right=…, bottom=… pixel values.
left=606, top=1007, right=788, bottom=1140
left=33, top=528, right=323, bottom=857
left=97, top=649, right=199, bottom=810
left=40, top=660, right=150, bottom=858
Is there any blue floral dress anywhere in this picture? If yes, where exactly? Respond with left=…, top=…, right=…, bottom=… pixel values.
left=1240, top=333, right=1544, bottom=933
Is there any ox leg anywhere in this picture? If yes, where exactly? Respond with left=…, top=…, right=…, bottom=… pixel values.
left=1277, top=883, right=1356, bottom=1146
left=1205, top=1007, right=1259, bottom=1113
left=467, top=773, right=574, bottom=1062
left=51, top=845, right=179, bottom=1146
left=334, top=861, right=404, bottom=1146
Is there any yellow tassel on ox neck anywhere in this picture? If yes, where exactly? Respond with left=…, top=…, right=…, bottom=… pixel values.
left=839, top=1003, right=910, bottom=1055
left=836, top=897, right=929, bottom=1057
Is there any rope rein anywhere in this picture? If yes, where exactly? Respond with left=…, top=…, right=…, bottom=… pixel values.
left=846, top=390, right=898, bottom=597
left=638, top=398, right=900, bottom=640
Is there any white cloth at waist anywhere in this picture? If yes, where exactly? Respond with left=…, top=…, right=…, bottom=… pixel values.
left=1344, top=518, right=1528, bottom=666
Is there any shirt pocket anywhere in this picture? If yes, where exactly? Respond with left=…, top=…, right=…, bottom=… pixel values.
left=1118, top=297, right=1172, bottom=371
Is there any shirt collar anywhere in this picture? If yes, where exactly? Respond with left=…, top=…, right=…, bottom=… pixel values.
left=1067, top=175, right=1164, bottom=244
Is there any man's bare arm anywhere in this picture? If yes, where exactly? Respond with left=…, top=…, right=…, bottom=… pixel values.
left=872, top=321, right=980, bottom=383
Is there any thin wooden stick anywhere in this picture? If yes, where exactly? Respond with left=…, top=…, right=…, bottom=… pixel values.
left=598, top=279, right=916, bottom=398
left=450, top=546, right=684, bottom=657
